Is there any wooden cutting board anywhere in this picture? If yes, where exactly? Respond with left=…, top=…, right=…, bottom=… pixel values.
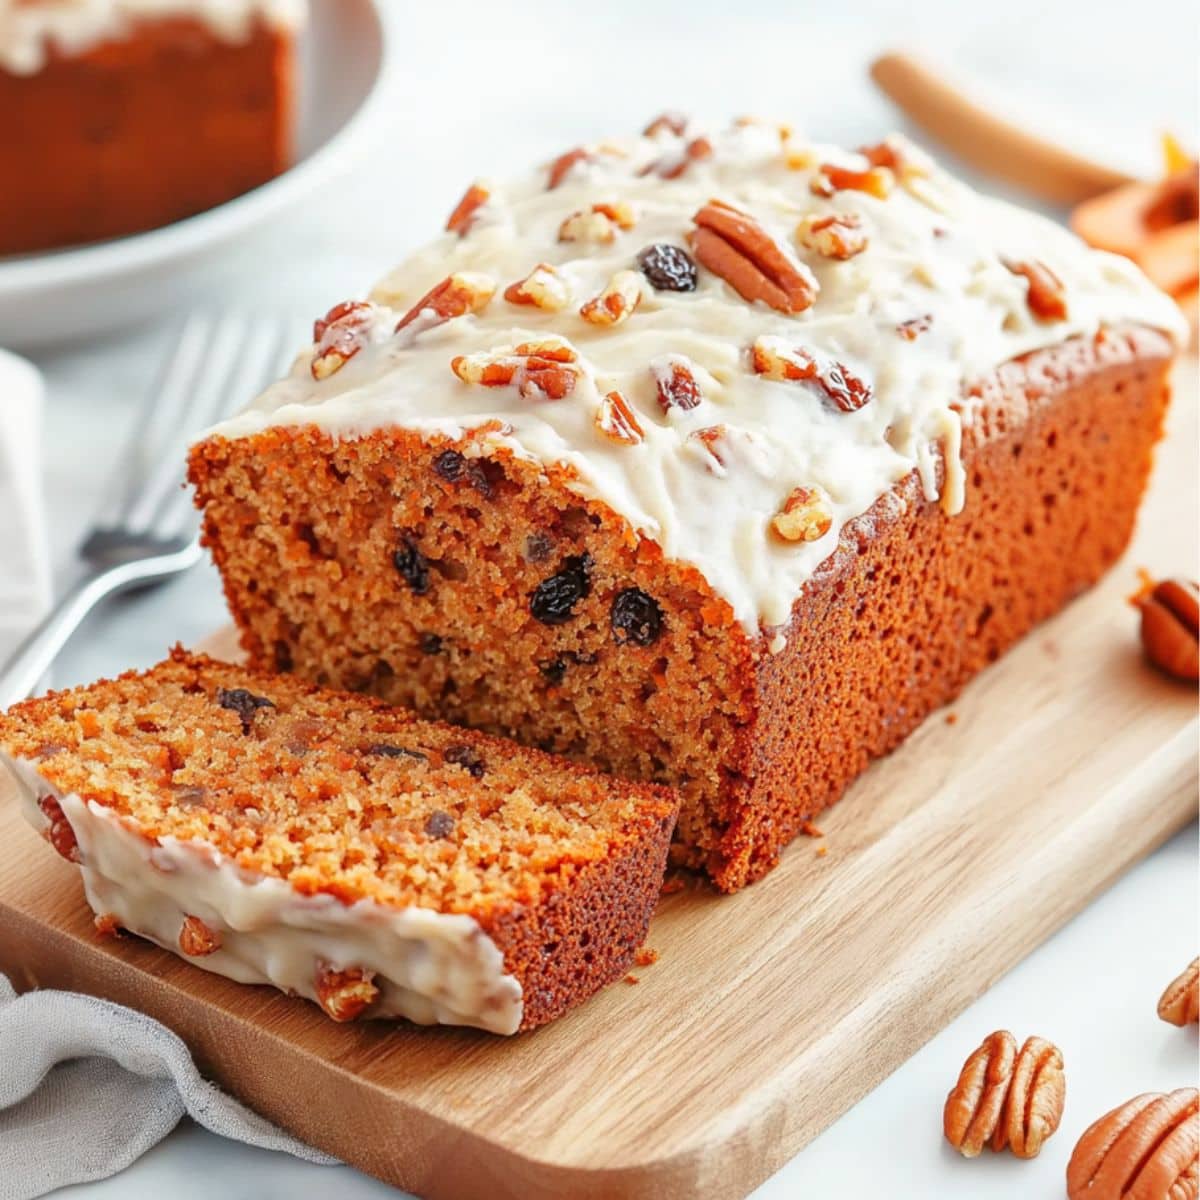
left=1, top=367, right=1196, bottom=1200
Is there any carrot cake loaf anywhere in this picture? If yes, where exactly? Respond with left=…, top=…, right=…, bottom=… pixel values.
left=0, top=649, right=677, bottom=1032
left=0, top=0, right=304, bottom=256
left=188, top=115, right=1188, bottom=891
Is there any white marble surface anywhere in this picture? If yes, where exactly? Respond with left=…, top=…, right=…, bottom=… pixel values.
left=9, top=0, right=1199, bottom=1195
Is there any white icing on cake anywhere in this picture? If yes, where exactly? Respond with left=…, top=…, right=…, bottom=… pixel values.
left=0, top=0, right=305, bottom=74
left=2, top=752, right=525, bottom=1035
left=203, top=119, right=1187, bottom=642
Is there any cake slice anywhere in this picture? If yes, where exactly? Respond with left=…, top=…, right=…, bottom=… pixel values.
left=0, top=648, right=677, bottom=1033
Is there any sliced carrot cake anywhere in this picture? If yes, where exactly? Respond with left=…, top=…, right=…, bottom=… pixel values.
left=0, top=648, right=677, bottom=1033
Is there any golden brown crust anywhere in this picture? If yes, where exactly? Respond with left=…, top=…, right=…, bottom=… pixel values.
left=188, top=328, right=1175, bottom=892
left=0, top=18, right=294, bottom=255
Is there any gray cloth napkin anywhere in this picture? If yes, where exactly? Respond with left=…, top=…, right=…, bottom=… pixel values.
left=0, top=973, right=336, bottom=1199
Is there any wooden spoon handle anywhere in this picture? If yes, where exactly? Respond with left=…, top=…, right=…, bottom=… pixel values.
left=870, top=52, right=1135, bottom=205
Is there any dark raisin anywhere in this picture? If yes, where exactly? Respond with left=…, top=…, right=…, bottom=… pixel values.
left=424, top=810, right=456, bottom=839
left=444, top=744, right=485, bottom=777
left=637, top=243, right=697, bottom=292
left=393, top=534, right=431, bottom=594
left=611, top=588, right=664, bottom=646
left=365, top=743, right=428, bottom=762
left=524, top=531, right=554, bottom=563
left=215, top=687, right=275, bottom=734
left=530, top=554, right=592, bottom=625
left=538, top=650, right=598, bottom=685
left=538, top=657, right=568, bottom=685
left=433, top=449, right=465, bottom=481
left=273, top=640, right=294, bottom=672
left=419, top=633, right=444, bottom=655
left=468, top=459, right=505, bottom=498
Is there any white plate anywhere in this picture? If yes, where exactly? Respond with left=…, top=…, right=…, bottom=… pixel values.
left=0, top=0, right=390, bottom=351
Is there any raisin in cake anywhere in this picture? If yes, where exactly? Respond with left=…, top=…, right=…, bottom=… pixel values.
left=189, top=115, right=1188, bottom=892
left=0, top=1, right=303, bottom=256
left=0, top=649, right=677, bottom=1032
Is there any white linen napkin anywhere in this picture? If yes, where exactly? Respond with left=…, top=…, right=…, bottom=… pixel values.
left=0, top=973, right=337, bottom=1199
left=0, top=349, right=51, bottom=663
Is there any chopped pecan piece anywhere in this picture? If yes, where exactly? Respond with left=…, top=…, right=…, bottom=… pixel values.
left=810, top=162, right=893, bottom=199
left=643, top=111, right=688, bottom=137
left=94, top=913, right=121, bottom=938
left=687, top=424, right=728, bottom=472
left=797, top=212, right=868, bottom=260
left=897, top=314, right=933, bottom=341
left=314, top=962, right=379, bottom=1022
left=750, top=337, right=871, bottom=412
left=689, top=201, right=817, bottom=313
left=37, top=794, right=80, bottom=862
left=445, top=182, right=489, bottom=235
left=595, top=390, right=645, bottom=445
left=547, top=146, right=591, bottom=189
left=179, top=914, right=222, bottom=957
left=395, top=272, right=496, bottom=333
left=311, top=301, right=375, bottom=380
left=651, top=356, right=702, bottom=412
left=580, top=270, right=642, bottom=326
left=771, top=486, right=833, bottom=543
left=452, top=340, right=580, bottom=401
left=642, top=136, right=714, bottom=180
left=558, top=202, right=636, bottom=244
left=1002, top=259, right=1068, bottom=321
left=504, top=263, right=569, bottom=311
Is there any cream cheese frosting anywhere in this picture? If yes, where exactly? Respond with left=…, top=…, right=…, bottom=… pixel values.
left=3, top=752, right=524, bottom=1035
left=0, top=0, right=305, bottom=74
left=204, top=118, right=1187, bottom=642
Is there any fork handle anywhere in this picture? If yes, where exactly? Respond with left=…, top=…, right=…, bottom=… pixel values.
left=0, top=544, right=201, bottom=710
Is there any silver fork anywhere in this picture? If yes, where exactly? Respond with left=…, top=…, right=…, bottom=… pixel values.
left=0, top=312, right=300, bottom=709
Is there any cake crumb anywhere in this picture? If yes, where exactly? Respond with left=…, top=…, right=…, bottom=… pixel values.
left=624, top=973, right=639, bottom=985
left=1128, top=566, right=1157, bottom=606
left=634, top=947, right=659, bottom=967
left=800, top=819, right=823, bottom=838
left=660, top=871, right=688, bottom=896
left=945, top=712, right=958, bottom=726
left=94, top=913, right=122, bottom=938
left=816, top=845, right=828, bottom=858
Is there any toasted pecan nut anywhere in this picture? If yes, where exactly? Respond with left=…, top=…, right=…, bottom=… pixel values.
left=897, top=313, right=933, bottom=341
left=445, top=182, right=489, bottom=235
left=690, top=200, right=817, bottom=314
left=315, top=962, right=379, bottom=1022
left=1137, top=578, right=1200, bottom=682
left=311, top=300, right=375, bottom=381
left=1067, top=1089, right=1199, bottom=1200
left=1158, top=958, right=1200, bottom=1026
left=1003, top=258, right=1068, bottom=321
left=797, top=212, right=868, bottom=260
left=651, top=356, right=702, bottom=412
left=771, top=487, right=832, bottom=544
left=558, top=202, right=636, bottom=244
left=547, top=146, right=591, bottom=189
left=811, top=162, right=893, bottom=199
left=595, top=390, right=645, bottom=445
left=687, top=424, right=729, bottom=472
left=452, top=340, right=580, bottom=401
left=178, top=914, right=222, bottom=957
left=643, top=111, right=688, bottom=137
left=36, top=794, right=80, bottom=863
left=943, top=1031, right=1065, bottom=1159
left=504, top=263, right=570, bottom=311
left=395, top=272, right=496, bottom=334
left=93, top=913, right=122, bottom=938
left=750, top=336, right=872, bottom=412
left=580, top=270, right=643, bottom=326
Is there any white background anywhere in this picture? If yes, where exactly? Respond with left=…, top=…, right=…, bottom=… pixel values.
left=15, top=0, right=1199, bottom=1195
